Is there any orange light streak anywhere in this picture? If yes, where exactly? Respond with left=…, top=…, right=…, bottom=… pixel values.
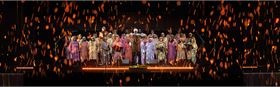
left=242, top=66, right=258, bottom=69
left=16, top=67, right=34, bottom=70
left=82, top=67, right=129, bottom=70
left=147, top=67, right=193, bottom=70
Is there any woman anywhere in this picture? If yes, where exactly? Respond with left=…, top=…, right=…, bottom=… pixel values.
left=124, top=36, right=133, bottom=64
left=88, top=36, right=98, bottom=65
left=167, top=36, right=176, bottom=65
left=140, top=35, right=147, bottom=65
left=100, top=38, right=110, bottom=65
left=80, top=37, right=89, bottom=63
left=112, top=35, right=122, bottom=65
left=156, top=37, right=167, bottom=65
left=186, top=33, right=198, bottom=64
left=146, top=37, right=156, bottom=64
left=176, top=39, right=186, bottom=65
left=68, top=36, right=80, bottom=62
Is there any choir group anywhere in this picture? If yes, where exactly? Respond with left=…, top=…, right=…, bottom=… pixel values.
left=66, top=27, right=198, bottom=66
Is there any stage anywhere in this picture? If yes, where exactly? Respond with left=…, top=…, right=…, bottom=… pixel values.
left=15, top=65, right=278, bottom=86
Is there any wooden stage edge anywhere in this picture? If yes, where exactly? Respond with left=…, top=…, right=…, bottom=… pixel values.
left=81, top=66, right=194, bottom=72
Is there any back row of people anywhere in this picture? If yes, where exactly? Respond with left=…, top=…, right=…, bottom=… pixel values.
left=66, top=28, right=198, bottom=66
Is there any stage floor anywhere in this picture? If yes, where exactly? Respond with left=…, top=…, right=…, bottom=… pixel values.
left=81, top=65, right=194, bottom=73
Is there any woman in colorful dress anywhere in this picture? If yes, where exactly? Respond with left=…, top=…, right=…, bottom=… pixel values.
left=156, top=37, right=167, bottom=65
left=112, top=35, right=122, bottom=65
left=124, top=35, right=133, bottom=64
left=80, top=37, right=89, bottom=63
left=176, top=39, right=187, bottom=66
left=146, top=37, right=156, bottom=64
left=167, top=36, right=176, bottom=65
left=68, top=36, right=80, bottom=62
left=88, top=36, right=98, bottom=65
left=140, top=35, right=147, bottom=65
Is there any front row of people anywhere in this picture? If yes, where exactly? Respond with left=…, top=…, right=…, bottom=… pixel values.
left=66, top=31, right=198, bottom=66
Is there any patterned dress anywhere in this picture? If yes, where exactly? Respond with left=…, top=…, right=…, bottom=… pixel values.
left=80, top=41, right=89, bottom=62
left=124, top=40, right=133, bottom=63
left=100, top=40, right=110, bottom=65
left=140, top=40, right=146, bottom=64
left=68, top=40, right=80, bottom=62
left=106, top=37, right=114, bottom=62
left=132, top=36, right=140, bottom=64
left=146, top=40, right=156, bottom=64
left=186, top=37, right=198, bottom=64
left=113, top=40, right=122, bottom=62
left=176, top=42, right=186, bottom=60
left=88, top=40, right=98, bottom=60
left=167, top=41, right=176, bottom=62
left=156, top=41, right=166, bottom=62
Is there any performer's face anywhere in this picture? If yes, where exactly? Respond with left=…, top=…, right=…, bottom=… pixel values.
left=161, top=33, right=165, bottom=37
left=189, top=34, right=192, bottom=38
left=116, top=37, right=120, bottom=41
left=159, top=38, right=163, bottom=41
left=149, top=38, right=152, bottom=42
left=78, top=35, right=82, bottom=39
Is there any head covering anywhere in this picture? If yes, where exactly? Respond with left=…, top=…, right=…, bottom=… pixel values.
left=108, top=33, right=112, bottom=37
left=102, top=26, right=106, bottom=31
left=72, top=36, right=77, bottom=41
left=82, top=36, right=86, bottom=41
left=78, top=34, right=82, bottom=38
left=90, top=36, right=94, bottom=40
left=133, top=28, right=138, bottom=33
left=99, top=32, right=103, bottom=38
left=189, top=33, right=193, bottom=37
left=161, top=33, right=165, bottom=37
left=126, top=34, right=129, bottom=37
left=140, top=33, right=146, bottom=37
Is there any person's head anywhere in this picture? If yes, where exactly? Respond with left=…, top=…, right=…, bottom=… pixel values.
left=161, top=32, right=165, bottom=37
left=151, top=30, right=154, bottom=34
left=99, top=32, right=103, bottom=38
left=188, top=33, right=193, bottom=37
left=168, top=27, right=172, bottom=34
left=93, top=33, right=97, bottom=38
left=153, top=35, right=158, bottom=39
left=159, top=37, right=163, bottom=41
left=78, top=34, right=82, bottom=39
left=133, top=28, right=138, bottom=33
left=72, top=36, right=77, bottom=41
left=82, top=36, right=86, bottom=41
left=108, top=33, right=112, bottom=38
left=182, top=33, right=186, bottom=38
left=90, top=36, right=95, bottom=41
left=126, top=34, right=130, bottom=39
left=102, top=26, right=106, bottom=32
left=115, top=35, right=120, bottom=41
left=149, top=38, right=153, bottom=42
